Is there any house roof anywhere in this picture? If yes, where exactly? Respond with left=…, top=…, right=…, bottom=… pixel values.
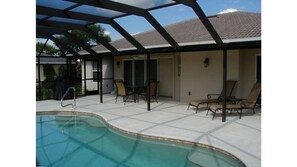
left=83, top=12, right=260, bottom=55
left=36, top=54, right=76, bottom=65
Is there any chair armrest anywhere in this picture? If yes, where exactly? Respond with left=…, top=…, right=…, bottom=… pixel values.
left=239, top=101, right=255, bottom=108
left=126, top=87, right=133, bottom=93
left=228, top=97, right=243, bottom=103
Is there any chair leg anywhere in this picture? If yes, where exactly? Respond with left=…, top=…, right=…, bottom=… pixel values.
left=239, top=109, right=243, bottom=119
left=187, top=104, right=190, bottom=110
left=123, top=96, right=128, bottom=105
left=195, top=104, right=200, bottom=113
left=212, top=110, right=216, bottom=120
left=206, top=105, right=211, bottom=115
left=206, top=103, right=210, bottom=115
left=136, top=94, right=140, bottom=103
left=115, top=95, right=118, bottom=104
left=141, top=94, right=146, bottom=101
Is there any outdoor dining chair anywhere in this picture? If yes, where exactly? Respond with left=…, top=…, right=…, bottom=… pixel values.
left=141, top=81, right=159, bottom=103
left=114, top=79, right=133, bottom=104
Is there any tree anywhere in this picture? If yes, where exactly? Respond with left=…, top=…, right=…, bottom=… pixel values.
left=55, top=24, right=111, bottom=53
left=36, top=42, right=58, bottom=55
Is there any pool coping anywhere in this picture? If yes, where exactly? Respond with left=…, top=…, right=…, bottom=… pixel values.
left=37, top=110, right=246, bottom=166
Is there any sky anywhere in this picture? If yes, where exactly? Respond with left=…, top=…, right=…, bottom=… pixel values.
left=36, top=0, right=261, bottom=45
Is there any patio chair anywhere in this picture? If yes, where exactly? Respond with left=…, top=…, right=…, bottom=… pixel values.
left=208, top=83, right=261, bottom=120
left=141, top=81, right=159, bottom=103
left=187, top=80, right=237, bottom=113
left=114, top=80, right=133, bottom=104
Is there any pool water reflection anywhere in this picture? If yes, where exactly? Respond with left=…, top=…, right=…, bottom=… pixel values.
left=36, top=114, right=245, bottom=167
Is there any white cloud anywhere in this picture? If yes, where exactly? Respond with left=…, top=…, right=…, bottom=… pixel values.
left=131, top=32, right=140, bottom=36
left=104, top=31, right=111, bottom=36
left=95, top=7, right=123, bottom=17
left=218, top=8, right=239, bottom=14
left=111, top=0, right=154, bottom=8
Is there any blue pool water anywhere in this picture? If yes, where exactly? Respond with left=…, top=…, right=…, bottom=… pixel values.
left=36, top=114, right=245, bottom=167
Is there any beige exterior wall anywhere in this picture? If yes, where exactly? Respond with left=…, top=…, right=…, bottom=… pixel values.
left=180, top=49, right=260, bottom=102
left=153, top=53, right=180, bottom=100
left=113, top=48, right=260, bottom=102
left=238, top=49, right=261, bottom=98
left=114, top=56, right=124, bottom=80
left=102, top=57, right=114, bottom=93
left=181, top=50, right=224, bottom=102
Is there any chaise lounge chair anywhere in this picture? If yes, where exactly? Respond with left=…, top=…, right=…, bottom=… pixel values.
left=208, top=83, right=261, bottom=120
left=187, top=80, right=237, bottom=113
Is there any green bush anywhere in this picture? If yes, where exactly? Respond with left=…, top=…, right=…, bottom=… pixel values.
left=36, top=85, right=55, bottom=100
left=42, top=89, right=54, bottom=99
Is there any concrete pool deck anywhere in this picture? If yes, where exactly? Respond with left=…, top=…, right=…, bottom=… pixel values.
left=36, top=94, right=261, bottom=167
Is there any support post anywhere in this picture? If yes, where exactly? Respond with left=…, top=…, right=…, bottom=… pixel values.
left=37, top=56, right=41, bottom=100
left=69, top=58, right=73, bottom=91
left=99, top=56, right=103, bottom=103
left=83, top=59, right=87, bottom=95
left=66, top=58, right=70, bottom=80
left=222, top=49, right=227, bottom=122
left=146, top=53, right=151, bottom=111
left=96, top=59, right=100, bottom=96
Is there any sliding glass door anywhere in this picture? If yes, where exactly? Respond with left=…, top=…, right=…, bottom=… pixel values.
left=123, top=59, right=157, bottom=87
left=123, top=60, right=133, bottom=86
left=149, top=60, right=157, bottom=82
left=134, top=60, right=145, bottom=86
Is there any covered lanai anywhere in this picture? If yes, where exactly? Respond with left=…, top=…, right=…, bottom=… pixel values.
left=36, top=0, right=261, bottom=122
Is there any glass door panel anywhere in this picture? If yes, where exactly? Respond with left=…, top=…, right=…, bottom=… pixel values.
left=150, top=60, right=158, bottom=82
left=123, top=61, right=133, bottom=86
left=123, top=59, right=158, bottom=87
left=135, top=60, right=145, bottom=87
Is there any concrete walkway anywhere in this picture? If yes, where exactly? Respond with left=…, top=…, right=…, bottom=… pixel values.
left=36, top=95, right=261, bottom=167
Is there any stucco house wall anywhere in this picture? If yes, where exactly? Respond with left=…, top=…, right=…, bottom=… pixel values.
left=180, top=50, right=240, bottom=102
left=238, top=48, right=261, bottom=98
left=180, top=49, right=260, bottom=102
left=113, top=48, right=260, bottom=103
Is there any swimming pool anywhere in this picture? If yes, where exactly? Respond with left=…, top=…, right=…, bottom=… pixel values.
left=36, top=113, right=245, bottom=167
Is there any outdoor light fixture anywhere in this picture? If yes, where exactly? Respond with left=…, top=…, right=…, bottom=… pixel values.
left=116, top=61, right=120, bottom=67
left=204, top=58, right=209, bottom=67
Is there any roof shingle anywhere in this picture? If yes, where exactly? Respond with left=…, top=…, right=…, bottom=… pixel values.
left=90, top=12, right=261, bottom=53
